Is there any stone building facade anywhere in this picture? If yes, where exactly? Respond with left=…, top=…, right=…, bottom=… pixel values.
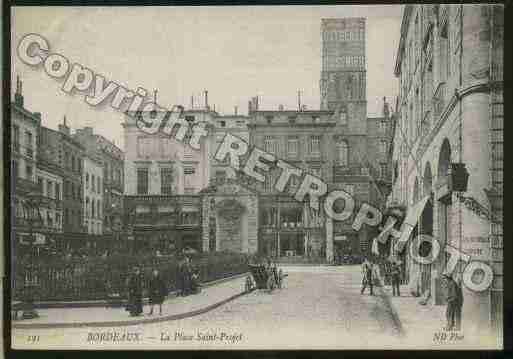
left=11, top=78, right=43, bottom=244
left=74, top=127, right=124, bottom=235
left=388, top=4, right=503, bottom=342
left=82, top=156, right=104, bottom=235
left=320, top=18, right=394, bottom=261
left=247, top=108, right=336, bottom=260
left=39, top=118, right=85, bottom=235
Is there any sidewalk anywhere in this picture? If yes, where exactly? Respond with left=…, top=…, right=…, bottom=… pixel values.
left=13, top=275, right=248, bottom=329
left=381, top=285, right=446, bottom=336
left=380, top=284, right=497, bottom=349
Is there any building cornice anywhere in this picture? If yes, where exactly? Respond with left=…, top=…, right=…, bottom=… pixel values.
left=411, top=80, right=499, bottom=168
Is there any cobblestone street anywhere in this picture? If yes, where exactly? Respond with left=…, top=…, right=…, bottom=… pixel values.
left=13, top=266, right=407, bottom=349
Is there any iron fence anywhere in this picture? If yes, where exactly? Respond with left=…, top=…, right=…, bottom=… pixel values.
left=13, top=252, right=249, bottom=302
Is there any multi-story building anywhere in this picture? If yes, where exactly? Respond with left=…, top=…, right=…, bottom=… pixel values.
left=83, top=156, right=103, bottom=235
left=11, top=77, right=43, bottom=245
left=247, top=105, right=336, bottom=260
left=320, top=18, right=393, bottom=260
left=388, top=4, right=503, bottom=341
left=210, top=113, right=250, bottom=183
left=35, top=162, right=63, bottom=235
left=122, top=107, right=215, bottom=252
left=74, top=127, right=124, bottom=235
left=39, top=118, right=85, bottom=235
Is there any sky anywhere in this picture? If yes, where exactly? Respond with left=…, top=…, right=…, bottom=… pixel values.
left=11, top=6, right=402, bottom=150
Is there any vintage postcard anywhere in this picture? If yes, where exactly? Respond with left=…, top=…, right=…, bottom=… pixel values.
left=8, top=4, right=503, bottom=351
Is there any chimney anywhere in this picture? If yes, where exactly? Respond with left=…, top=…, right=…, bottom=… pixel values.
left=191, top=95, right=194, bottom=109
left=234, top=106, right=238, bottom=116
left=204, top=90, right=209, bottom=110
left=58, top=115, right=71, bottom=136
left=248, top=100, right=252, bottom=114
left=279, top=104, right=284, bottom=111
left=14, top=75, right=24, bottom=107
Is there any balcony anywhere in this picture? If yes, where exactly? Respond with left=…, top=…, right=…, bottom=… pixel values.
left=333, top=164, right=367, bottom=181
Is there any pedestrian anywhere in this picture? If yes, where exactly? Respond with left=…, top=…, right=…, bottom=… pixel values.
left=126, top=266, right=143, bottom=316
left=360, top=257, right=374, bottom=295
left=148, top=269, right=167, bottom=316
left=390, top=261, right=401, bottom=296
left=180, top=256, right=192, bottom=296
left=443, top=273, right=463, bottom=331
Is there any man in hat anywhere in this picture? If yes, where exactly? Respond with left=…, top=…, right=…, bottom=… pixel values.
left=360, top=257, right=374, bottom=296
left=390, top=261, right=401, bottom=296
left=443, top=272, right=463, bottom=331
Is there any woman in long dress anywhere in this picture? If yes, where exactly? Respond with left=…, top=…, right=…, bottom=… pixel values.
left=126, top=266, right=143, bottom=316
left=148, top=269, right=167, bottom=315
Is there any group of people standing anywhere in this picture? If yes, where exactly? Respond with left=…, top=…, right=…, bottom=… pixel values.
left=360, top=257, right=402, bottom=296
left=360, top=256, right=464, bottom=332
left=125, top=266, right=167, bottom=317
left=177, top=256, right=201, bottom=297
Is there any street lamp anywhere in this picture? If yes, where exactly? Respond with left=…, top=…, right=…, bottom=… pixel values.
left=20, top=192, right=43, bottom=319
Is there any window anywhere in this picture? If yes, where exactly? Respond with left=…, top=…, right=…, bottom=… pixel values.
left=264, top=136, right=279, bottom=155
left=287, top=137, right=299, bottom=158
left=25, top=131, right=33, bottom=157
left=13, top=125, right=20, bottom=152
left=97, top=200, right=101, bottom=219
left=86, top=173, right=89, bottom=189
left=47, top=180, right=53, bottom=198
left=137, top=168, right=149, bottom=194
left=184, top=166, right=195, bottom=191
left=379, top=120, right=387, bottom=134
left=98, top=177, right=101, bottom=194
left=85, top=198, right=90, bottom=217
left=337, top=141, right=349, bottom=166
left=219, top=121, right=226, bottom=127
left=215, top=170, right=226, bottom=182
left=160, top=167, right=173, bottom=194
left=91, top=199, right=95, bottom=218
left=380, top=163, right=387, bottom=179
left=71, top=155, right=76, bottom=172
left=288, top=116, right=297, bottom=124
left=309, top=136, right=321, bottom=156
left=265, top=115, right=273, bottom=124
left=38, top=177, right=44, bottom=193
left=380, top=140, right=388, bottom=154
left=55, top=183, right=60, bottom=200
left=92, top=175, right=95, bottom=192
left=26, top=164, right=33, bottom=180
left=440, top=23, right=450, bottom=81
left=55, top=213, right=60, bottom=227
left=71, top=182, right=75, bottom=200
left=339, top=109, right=347, bottom=125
